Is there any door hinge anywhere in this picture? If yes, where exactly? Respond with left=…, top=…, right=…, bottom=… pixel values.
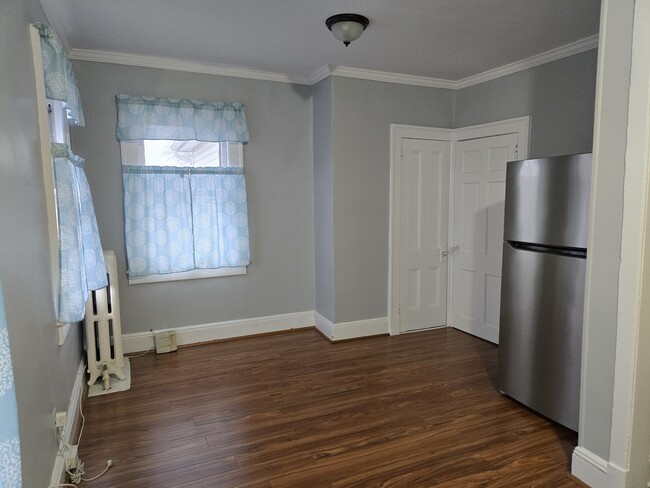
left=514, top=143, right=519, bottom=159
left=400, top=146, right=403, bottom=160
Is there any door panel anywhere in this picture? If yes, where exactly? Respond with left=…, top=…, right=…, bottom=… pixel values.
left=399, top=138, right=450, bottom=332
left=450, top=133, right=518, bottom=343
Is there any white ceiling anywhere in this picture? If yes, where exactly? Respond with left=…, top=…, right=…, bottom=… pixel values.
left=41, top=0, right=601, bottom=82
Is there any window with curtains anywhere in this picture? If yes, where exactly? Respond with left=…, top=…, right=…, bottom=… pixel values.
left=32, top=23, right=108, bottom=332
left=116, top=94, right=251, bottom=284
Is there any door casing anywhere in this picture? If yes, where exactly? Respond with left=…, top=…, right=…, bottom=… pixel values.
left=389, top=117, right=530, bottom=336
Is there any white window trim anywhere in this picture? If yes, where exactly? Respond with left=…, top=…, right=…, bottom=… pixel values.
left=30, top=25, right=75, bottom=345
left=128, top=266, right=246, bottom=285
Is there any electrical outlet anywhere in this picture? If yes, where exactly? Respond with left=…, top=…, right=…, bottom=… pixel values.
left=155, top=331, right=177, bottom=353
left=65, top=445, right=79, bottom=471
left=55, top=411, right=67, bottom=429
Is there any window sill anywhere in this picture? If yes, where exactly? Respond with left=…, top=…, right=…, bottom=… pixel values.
left=128, top=266, right=246, bottom=285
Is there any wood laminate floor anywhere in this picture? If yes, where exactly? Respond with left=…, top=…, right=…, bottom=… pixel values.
left=77, top=328, right=582, bottom=487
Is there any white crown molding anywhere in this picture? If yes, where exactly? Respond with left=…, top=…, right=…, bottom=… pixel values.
left=455, top=34, right=600, bottom=89
left=311, top=65, right=457, bottom=90
left=309, top=65, right=333, bottom=85
left=67, top=48, right=312, bottom=85
left=67, top=35, right=598, bottom=90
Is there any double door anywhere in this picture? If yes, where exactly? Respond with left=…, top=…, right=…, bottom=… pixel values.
left=395, top=126, right=523, bottom=342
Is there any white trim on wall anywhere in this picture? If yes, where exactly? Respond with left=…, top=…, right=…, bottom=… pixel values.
left=310, top=65, right=457, bottom=90
left=314, top=312, right=388, bottom=342
left=571, top=446, right=626, bottom=488
left=603, top=0, right=650, bottom=485
left=29, top=25, right=70, bottom=345
left=451, top=116, right=532, bottom=146
left=64, top=37, right=598, bottom=90
left=50, top=360, right=85, bottom=487
left=455, top=35, right=599, bottom=89
left=121, top=311, right=316, bottom=354
left=67, top=49, right=312, bottom=85
left=123, top=311, right=389, bottom=352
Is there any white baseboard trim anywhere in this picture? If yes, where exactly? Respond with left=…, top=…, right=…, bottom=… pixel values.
left=121, top=311, right=316, bottom=353
left=50, top=360, right=85, bottom=486
left=314, top=312, right=389, bottom=341
left=572, top=446, right=627, bottom=488
left=314, top=312, right=334, bottom=340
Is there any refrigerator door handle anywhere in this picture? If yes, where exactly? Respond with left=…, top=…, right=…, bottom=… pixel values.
left=509, top=241, right=587, bottom=259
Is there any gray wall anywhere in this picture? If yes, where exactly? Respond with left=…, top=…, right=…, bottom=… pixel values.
left=71, top=62, right=315, bottom=334
left=0, top=1, right=83, bottom=486
left=330, top=77, right=455, bottom=323
left=313, top=78, right=335, bottom=322
left=455, top=49, right=598, bottom=158
left=72, top=50, right=597, bottom=331
left=0, top=5, right=602, bottom=485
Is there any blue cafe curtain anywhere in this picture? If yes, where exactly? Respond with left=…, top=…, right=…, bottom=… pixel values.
left=34, top=22, right=84, bottom=126
left=122, top=166, right=250, bottom=277
left=117, top=94, right=251, bottom=277
left=52, top=144, right=107, bottom=323
left=0, top=282, right=22, bottom=488
left=116, top=94, right=249, bottom=143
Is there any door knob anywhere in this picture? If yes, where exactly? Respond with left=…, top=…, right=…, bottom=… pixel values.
left=450, top=244, right=460, bottom=253
left=441, top=248, right=449, bottom=258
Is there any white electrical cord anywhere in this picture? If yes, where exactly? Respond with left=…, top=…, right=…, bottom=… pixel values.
left=50, top=378, right=113, bottom=486
left=82, top=460, right=112, bottom=482
left=127, top=346, right=152, bottom=358
left=126, top=329, right=155, bottom=358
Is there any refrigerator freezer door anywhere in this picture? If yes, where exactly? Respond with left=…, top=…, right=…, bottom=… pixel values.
left=503, top=154, right=592, bottom=249
left=498, top=243, right=585, bottom=431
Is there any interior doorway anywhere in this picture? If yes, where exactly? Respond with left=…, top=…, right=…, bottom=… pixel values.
left=389, top=117, right=530, bottom=340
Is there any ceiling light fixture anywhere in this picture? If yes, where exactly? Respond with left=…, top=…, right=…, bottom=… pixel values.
left=326, top=13, right=369, bottom=47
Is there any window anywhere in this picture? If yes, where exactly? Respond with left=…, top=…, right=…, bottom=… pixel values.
left=31, top=23, right=107, bottom=343
left=116, top=95, right=251, bottom=285
left=120, top=140, right=242, bottom=168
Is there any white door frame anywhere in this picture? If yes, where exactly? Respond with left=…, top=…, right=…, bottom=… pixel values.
left=389, top=117, right=530, bottom=337
left=389, top=125, right=453, bottom=335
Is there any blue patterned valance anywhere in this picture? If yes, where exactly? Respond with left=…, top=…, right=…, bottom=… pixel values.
left=116, top=94, right=249, bottom=143
left=52, top=144, right=107, bottom=323
left=0, top=283, right=22, bottom=488
left=34, top=23, right=84, bottom=126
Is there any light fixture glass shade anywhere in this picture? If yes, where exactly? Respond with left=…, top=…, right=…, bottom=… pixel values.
left=326, top=14, right=369, bottom=46
left=330, top=21, right=364, bottom=45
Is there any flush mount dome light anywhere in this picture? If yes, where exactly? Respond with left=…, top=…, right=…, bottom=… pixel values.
left=326, top=13, right=369, bottom=46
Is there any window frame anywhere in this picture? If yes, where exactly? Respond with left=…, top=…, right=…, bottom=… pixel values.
left=30, top=25, right=72, bottom=344
left=119, top=140, right=247, bottom=285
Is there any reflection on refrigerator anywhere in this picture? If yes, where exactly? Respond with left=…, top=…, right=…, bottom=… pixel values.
left=498, top=153, right=592, bottom=431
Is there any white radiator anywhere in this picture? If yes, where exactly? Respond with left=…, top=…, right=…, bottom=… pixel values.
left=85, top=250, right=126, bottom=389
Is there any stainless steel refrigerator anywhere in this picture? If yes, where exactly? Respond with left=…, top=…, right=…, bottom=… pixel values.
left=498, top=153, right=592, bottom=432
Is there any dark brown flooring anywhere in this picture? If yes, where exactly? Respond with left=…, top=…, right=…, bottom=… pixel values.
left=77, top=328, right=582, bottom=487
